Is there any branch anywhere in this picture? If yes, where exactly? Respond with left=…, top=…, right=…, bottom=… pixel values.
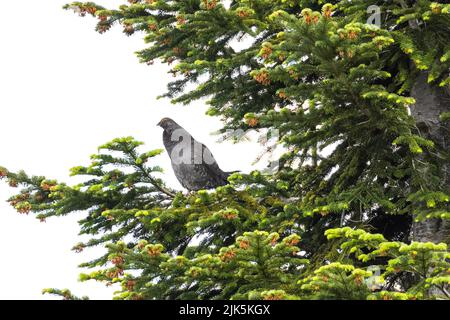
left=136, top=163, right=177, bottom=198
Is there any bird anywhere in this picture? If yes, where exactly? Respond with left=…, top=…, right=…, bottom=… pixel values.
left=157, top=117, right=237, bottom=191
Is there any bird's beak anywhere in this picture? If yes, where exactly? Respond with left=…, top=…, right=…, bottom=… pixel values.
left=157, top=119, right=163, bottom=127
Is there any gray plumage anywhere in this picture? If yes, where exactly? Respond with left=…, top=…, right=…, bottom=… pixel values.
left=157, top=117, right=236, bottom=191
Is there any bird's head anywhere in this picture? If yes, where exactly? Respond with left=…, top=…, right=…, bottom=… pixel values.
left=157, top=117, right=180, bottom=132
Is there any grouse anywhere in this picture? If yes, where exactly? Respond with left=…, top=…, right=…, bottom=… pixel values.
left=157, top=117, right=236, bottom=191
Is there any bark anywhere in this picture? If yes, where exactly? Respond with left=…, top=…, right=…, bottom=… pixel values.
left=410, top=71, right=450, bottom=244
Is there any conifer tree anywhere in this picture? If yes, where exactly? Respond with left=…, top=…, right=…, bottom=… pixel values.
left=1, top=0, right=449, bottom=300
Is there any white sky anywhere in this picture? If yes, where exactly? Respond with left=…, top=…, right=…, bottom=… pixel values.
left=0, top=0, right=264, bottom=299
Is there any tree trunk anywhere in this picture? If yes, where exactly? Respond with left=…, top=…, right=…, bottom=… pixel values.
left=409, top=71, right=450, bottom=244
